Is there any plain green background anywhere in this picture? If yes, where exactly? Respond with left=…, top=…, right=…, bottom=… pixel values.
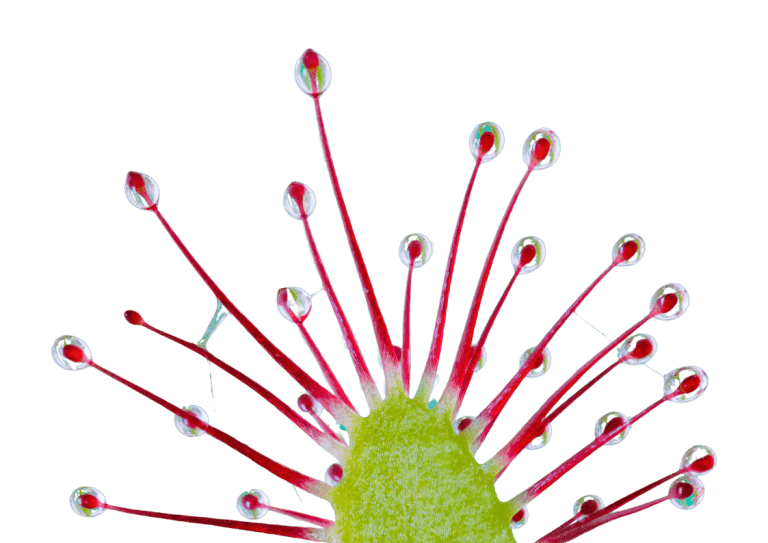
left=3, top=2, right=764, bottom=543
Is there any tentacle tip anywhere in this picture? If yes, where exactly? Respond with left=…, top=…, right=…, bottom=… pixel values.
left=124, top=310, right=144, bottom=325
left=70, top=487, right=106, bottom=517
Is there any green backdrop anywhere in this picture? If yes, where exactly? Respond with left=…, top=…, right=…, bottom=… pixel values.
left=6, top=2, right=765, bottom=543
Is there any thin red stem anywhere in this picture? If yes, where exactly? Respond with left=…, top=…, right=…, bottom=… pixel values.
left=540, top=496, right=668, bottom=543
left=86, top=359, right=330, bottom=499
left=594, top=469, right=681, bottom=518
left=266, top=505, right=336, bottom=528
left=402, top=260, right=415, bottom=395
left=545, top=468, right=685, bottom=541
left=415, top=157, right=483, bottom=403
left=539, top=357, right=627, bottom=430
left=454, top=265, right=524, bottom=410
left=311, top=95, right=398, bottom=390
left=301, top=217, right=380, bottom=406
left=105, top=504, right=329, bottom=541
left=466, top=262, right=617, bottom=449
left=296, top=320, right=356, bottom=412
left=440, top=165, right=534, bottom=412
left=308, top=408, right=345, bottom=445
left=477, top=266, right=523, bottom=347
left=150, top=207, right=357, bottom=428
left=486, top=312, right=653, bottom=466
left=140, top=320, right=345, bottom=458
left=498, top=391, right=676, bottom=502
left=546, top=513, right=583, bottom=540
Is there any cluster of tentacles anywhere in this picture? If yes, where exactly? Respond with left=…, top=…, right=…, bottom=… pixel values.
left=55, top=49, right=715, bottom=543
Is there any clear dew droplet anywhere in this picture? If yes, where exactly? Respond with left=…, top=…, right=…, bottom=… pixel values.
left=52, top=335, right=92, bottom=371
left=471, top=344, right=488, bottom=373
left=69, top=487, right=106, bottom=518
left=619, top=333, right=658, bottom=365
left=681, top=445, right=717, bottom=476
left=522, top=128, right=561, bottom=170
left=174, top=405, right=209, bottom=437
left=668, top=475, right=705, bottom=510
left=595, top=411, right=631, bottom=445
left=294, top=49, right=332, bottom=96
left=612, top=234, right=645, bottom=267
left=526, top=423, right=553, bottom=450
left=237, top=489, right=270, bottom=520
left=124, top=171, right=160, bottom=210
left=519, top=346, right=552, bottom=378
left=398, top=233, right=433, bottom=268
left=283, top=182, right=317, bottom=219
left=512, top=236, right=546, bottom=274
left=509, top=506, right=529, bottom=529
left=650, top=283, right=690, bottom=321
left=325, top=464, right=343, bottom=486
left=277, top=287, right=313, bottom=323
left=573, top=495, right=604, bottom=519
left=663, top=366, right=708, bottom=403
left=469, top=122, right=505, bottom=163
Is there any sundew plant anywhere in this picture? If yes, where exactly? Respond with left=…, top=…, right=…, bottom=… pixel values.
left=50, top=49, right=718, bottom=543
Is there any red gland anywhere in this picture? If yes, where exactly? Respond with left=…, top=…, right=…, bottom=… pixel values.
left=277, top=289, right=303, bottom=324
left=328, top=464, right=343, bottom=481
left=603, top=417, right=625, bottom=436
left=276, top=287, right=296, bottom=317
left=579, top=499, right=600, bottom=515
left=287, top=182, right=308, bottom=217
left=303, top=49, right=320, bottom=69
left=276, top=288, right=289, bottom=306
left=519, top=244, right=537, bottom=267
left=533, top=138, right=551, bottom=161
left=126, top=171, right=146, bottom=191
left=679, top=375, right=701, bottom=395
left=241, top=494, right=262, bottom=511
left=457, top=418, right=473, bottom=432
left=512, top=509, right=526, bottom=523
left=630, top=338, right=654, bottom=359
left=298, top=394, right=315, bottom=413
left=670, top=481, right=694, bottom=500
left=617, top=240, right=639, bottom=263
left=62, top=345, right=85, bottom=362
left=408, top=240, right=423, bottom=262
left=530, top=353, right=545, bottom=370
left=78, top=494, right=103, bottom=509
left=478, top=132, right=495, bottom=155
left=124, top=310, right=143, bottom=325
left=655, top=293, right=678, bottom=314
left=690, top=455, right=715, bottom=473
